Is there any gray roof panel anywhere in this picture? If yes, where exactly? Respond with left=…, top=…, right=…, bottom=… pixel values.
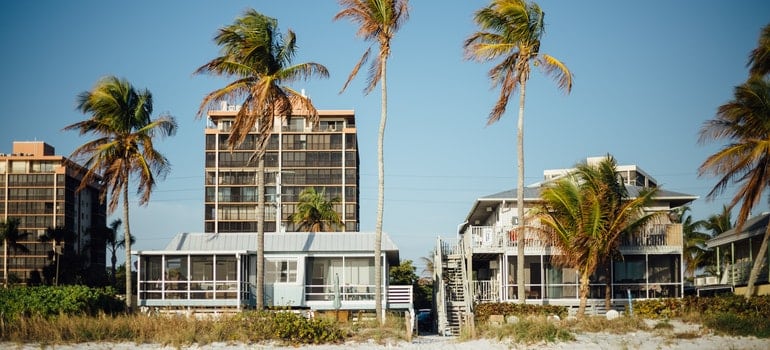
left=162, top=231, right=399, bottom=253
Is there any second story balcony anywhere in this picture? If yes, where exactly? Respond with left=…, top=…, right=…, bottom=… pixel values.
left=465, top=223, right=683, bottom=253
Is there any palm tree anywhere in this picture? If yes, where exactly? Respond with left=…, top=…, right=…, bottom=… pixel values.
left=536, top=156, right=658, bottom=317
left=701, top=205, right=733, bottom=276
left=43, top=226, right=75, bottom=286
left=64, top=76, right=177, bottom=310
left=698, top=76, right=770, bottom=298
left=1, top=218, right=28, bottom=287
left=749, top=23, right=770, bottom=78
left=291, top=187, right=343, bottom=232
left=195, top=9, right=328, bottom=309
left=672, top=206, right=712, bottom=279
left=702, top=205, right=734, bottom=237
left=334, top=0, right=409, bottom=322
left=464, top=0, right=572, bottom=303
left=419, top=254, right=434, bottom=279
left=103, top=219, right=134, bottom=284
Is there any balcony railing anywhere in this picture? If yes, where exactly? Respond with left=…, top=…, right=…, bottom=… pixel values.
left=303, top=284, right=413, bottom=308
left=472, top=280, right=499, bottom=302
left=619, top=224, right=682, bottom=248
left=466, top=223, right=684, bottom=250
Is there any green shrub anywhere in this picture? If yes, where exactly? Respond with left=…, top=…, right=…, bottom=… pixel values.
left=703, top=312, right=770, bottom=338
left=0, top=285, right=123, bottom=321
left=632, top=295, right=770, bottom=338
left=632, top=298, right=685, bottom=319
left=474, top=302, right=568, bottom=322
left=270, top=311, right=344, bottom=344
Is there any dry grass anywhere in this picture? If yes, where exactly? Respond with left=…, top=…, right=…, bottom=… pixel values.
left=0, top=313, right=246, bottom=347
left=475, top=316, right=575, bottom=345
left=0, top=311, right=354, bottom=347
left=344, top=312, right=409, bottom=344
left=563, top=315, right=649, bottom=334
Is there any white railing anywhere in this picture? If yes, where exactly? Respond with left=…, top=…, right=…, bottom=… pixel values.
left=468, top=225, right=547, bottom=249
left=304, top=284, right=374, bottom=301
left=387, top=285, right=413, bottom=306
left=466, top=223, right=683, bottom=249
left=440, top=237, right=461, bottom=255
left=302, top=284, right=413, bottom=307
left=472, top=280, right=499, bottom=302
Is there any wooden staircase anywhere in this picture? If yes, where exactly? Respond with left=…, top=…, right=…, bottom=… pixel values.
left=435, top=237, right=471, bottom=336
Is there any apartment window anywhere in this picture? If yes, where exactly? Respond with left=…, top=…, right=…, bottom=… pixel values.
left=319, top=120, right=343, bottom=132
left=30, top=161, right=55, bottom=173
left=345, top=134, right=357, bottom=149
left=345, top=151, right=357, bottom=167
left=288, top=117, right=305, bottom=132
left=10, top=161, right=27, bottom=173
left=345, top=204, right=357, bottom=220
left=217, top=205, right=255, bottom=220
left=266, top=259, right=298, bottom=283
left=205, top=135, right=216, bottom=150
left=345, top=186, right=357, bottom=202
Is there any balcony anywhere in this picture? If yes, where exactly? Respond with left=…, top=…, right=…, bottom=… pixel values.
left=466, top=223, right=684, bottom=252
left=619, top=224, right=683, bottom=251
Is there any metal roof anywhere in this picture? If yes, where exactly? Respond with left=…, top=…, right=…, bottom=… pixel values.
left=157, top=231, right=399, bottom=254
left=706, top=213, right=769, bottom=248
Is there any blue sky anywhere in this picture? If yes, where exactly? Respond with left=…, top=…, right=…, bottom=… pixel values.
left=1, top=1, right=768, bottom=271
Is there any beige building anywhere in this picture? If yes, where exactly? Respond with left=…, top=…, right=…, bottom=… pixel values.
left=0, top=141, right=106, bottom=284
left=204, top=102, right=359, bottom=233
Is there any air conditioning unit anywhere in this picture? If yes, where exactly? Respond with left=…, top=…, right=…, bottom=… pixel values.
left=695, top=277, right=706, bottom=286
left=705, top=276, right=718, bottom=285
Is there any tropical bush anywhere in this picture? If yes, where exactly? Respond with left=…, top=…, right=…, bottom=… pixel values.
left=0, top=285, right=123, bottom=320
left=474, top=302, right=568, bottom=322
left=633, top=295, right=770, bottom=338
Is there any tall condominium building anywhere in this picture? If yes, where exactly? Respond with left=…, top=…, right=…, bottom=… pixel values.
left=0, top=141, right=106, bottom=284
left=204, top=102, right=360, bottom=233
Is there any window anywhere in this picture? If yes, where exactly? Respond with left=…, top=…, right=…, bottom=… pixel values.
left=266, top=259, right=298, bottom=283
left=215, top=255, right=237, bottom=280
left=10, top=161, right=27, bottom=173
left=614, top=255, right=645, bottom=283
left=190, top=256, right=213, bottom=281
left=289, top=117, right=305, bottom=132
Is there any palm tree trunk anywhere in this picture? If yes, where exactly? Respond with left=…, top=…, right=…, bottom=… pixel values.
left=374, top=54, right=388, bottom=325
left=123, top=181, right=133, bottom=311
left=604, top=265, right=612, bottom=310
left=516, top=81, right=527, bottom=304
left=256, top=156, right=265, bottom=309
left=111, top=249, right=117, bottom=285
left=745, top=224, right=770, bottom=298
left=578, top=269, right=590, bottom=317
left=3, top=240, right=7, bottom=288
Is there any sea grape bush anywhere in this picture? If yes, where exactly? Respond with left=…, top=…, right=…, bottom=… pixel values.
left=0, top=285, right=122, bottom=320
left=475, top=302, right=568, bottom=322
